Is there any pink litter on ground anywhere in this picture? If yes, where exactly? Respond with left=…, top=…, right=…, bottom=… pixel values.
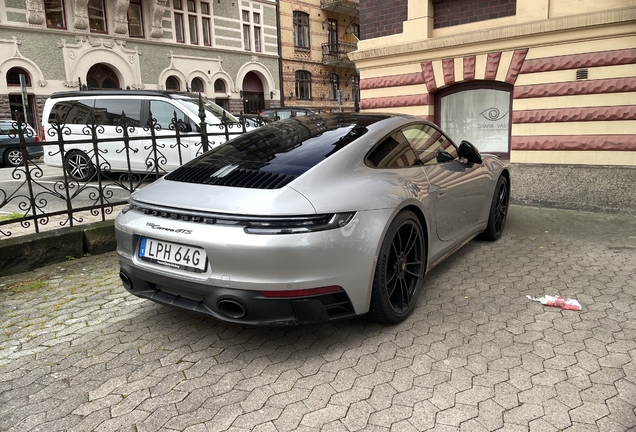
left=526, top=295, right=582, bottom=311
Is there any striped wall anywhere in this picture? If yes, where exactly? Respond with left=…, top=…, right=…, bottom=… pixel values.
left=358, top=35, right=636, bottom=166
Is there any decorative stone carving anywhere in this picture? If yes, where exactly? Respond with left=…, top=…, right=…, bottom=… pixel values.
left=74, top=0, right=89, bottom=30
left=150, top=0, right=168, bottom=38
left=58, top=37, right=144, bottom=89
left=26, top=0, right=45, bottom=25
left=113, top=0, right=131, bottom=35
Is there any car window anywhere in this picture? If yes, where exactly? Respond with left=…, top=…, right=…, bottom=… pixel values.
left=49, top=99, right=95, bottom=125
left=366, top=130, right=418, bottom=168
left=402, top=124, right=458, bottom=165
left=150, top=101, right=190, bottom=130
left=172, top=115, right=371, bottom=178
left=293, top=110, right=307, bottom=117
left=93, top=99, right=142, bottom=127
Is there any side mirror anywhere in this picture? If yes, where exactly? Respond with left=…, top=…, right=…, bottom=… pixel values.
left=457, top=140, right=482, bottom=165
left=436, top=149, right=454, bottom=163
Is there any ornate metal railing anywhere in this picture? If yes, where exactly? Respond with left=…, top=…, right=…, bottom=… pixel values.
left=322, top=41, right=358, bottom=65
left=0, top=97, right=267, bottom=238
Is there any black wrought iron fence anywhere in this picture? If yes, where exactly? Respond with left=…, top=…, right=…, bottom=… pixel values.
left=0, top=95, right=265, bottom=238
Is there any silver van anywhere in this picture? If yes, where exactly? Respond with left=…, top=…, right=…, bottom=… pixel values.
left=42, top=90, right=248, bottom=181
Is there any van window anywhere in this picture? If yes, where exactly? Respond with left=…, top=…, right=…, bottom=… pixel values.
left=174, top=95, right=239, bottom=125
left=150, top=100, right=190, bottom=130
left=93, top=99, right=142, bottom=127
left=49, top=100, right=94, bottom=125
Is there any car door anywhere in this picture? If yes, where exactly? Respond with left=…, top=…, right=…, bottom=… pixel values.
left=92, top=98, right=145, bottom=173
left=402, top=124, right=489, bottom=242
left=147, top=100, right=199, bottom=173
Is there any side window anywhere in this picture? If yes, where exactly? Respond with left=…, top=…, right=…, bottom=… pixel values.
left=93, top=99, right=142, bottom=127
left=150, top=101, right=190, bottom=130
left=49, top=100, right=95, bottom=125
left=402, top=124, right=458, bottom=165
left=366, top=131, right=418, bottom=168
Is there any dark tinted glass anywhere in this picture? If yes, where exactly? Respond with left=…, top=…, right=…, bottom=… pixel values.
left=93, top=99, right=142, bottom=127
left=174, top=114, right=383, bottom=177
left=366, top=130, right=418, bottom=168
left=49, top=100, right=94, bottom=125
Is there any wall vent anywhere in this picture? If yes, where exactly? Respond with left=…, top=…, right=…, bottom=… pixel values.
left=576, top=69, right=589, bottom=80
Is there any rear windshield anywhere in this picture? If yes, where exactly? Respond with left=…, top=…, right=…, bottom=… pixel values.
left=166, top=114, right=383, bottom=183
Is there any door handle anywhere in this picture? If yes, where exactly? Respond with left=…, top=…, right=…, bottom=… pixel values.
left=429, top=184, right=447, bottom=197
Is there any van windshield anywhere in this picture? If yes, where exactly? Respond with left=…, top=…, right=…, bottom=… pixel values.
left=177, top=96, right=239, bottom=125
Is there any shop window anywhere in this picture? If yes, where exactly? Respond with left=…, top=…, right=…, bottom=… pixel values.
left=437, top=82, right=512, bottom=156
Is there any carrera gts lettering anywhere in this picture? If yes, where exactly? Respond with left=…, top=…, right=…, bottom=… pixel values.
left=146, top=222, right=192, bottom=234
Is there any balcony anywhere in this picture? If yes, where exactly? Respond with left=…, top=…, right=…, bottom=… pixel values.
left=320, top=0, right=359, bottom=17
left=322, top=41, right=357, bottom=66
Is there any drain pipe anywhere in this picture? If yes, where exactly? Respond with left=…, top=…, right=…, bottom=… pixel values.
left=276, top=0, right=284, bottom=108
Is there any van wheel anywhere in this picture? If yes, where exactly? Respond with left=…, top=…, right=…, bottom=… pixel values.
left=65, top=150, right=96, bottom=181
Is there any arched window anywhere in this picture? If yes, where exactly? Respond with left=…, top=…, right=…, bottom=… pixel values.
left=166, top=76, right=180, bottom=91
left=295, top=70, right=311, bottom=100
left=293, top=12, right=310, bottom=48
left=6, top=67, right=31, bottom=86
left=87, top=64, right=119, bottom=89
left=214, top=79, right=226, bottom=93
left=329, top=73, right=339, bottom=101
left=191, top=77, right=204, bottom=92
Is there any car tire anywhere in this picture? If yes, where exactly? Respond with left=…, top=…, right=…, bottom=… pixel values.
left=4, top=148, right=23, bottom=167
left=369, top=210, right=426, bottom=325
left=480, top=175, right=509, bottom=241
left=65, top=150, right=96, bottom=181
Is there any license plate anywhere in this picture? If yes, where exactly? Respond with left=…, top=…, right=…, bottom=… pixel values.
left=139, top=237, right=207, bottom=272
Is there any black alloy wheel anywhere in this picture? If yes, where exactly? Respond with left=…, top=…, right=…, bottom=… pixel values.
left=370, top=210, right=426, bottom=324
left=4, top=148, right=23, bottom=167
left=65, top=150, right=96, bottom=182
left=480, top=175, right=509, bottom=241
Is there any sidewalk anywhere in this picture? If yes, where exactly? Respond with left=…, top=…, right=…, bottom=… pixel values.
left=1, top=205, right=636, bottom=431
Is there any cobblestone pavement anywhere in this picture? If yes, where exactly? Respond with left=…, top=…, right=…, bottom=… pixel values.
left=1, top=205, right=636, bottom=432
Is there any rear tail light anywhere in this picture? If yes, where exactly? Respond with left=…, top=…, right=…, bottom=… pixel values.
left=40, top=126, right=45, bottom=142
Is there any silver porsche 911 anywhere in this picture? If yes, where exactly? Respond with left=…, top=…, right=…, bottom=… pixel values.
left=115, top=113, right=510, bottom=326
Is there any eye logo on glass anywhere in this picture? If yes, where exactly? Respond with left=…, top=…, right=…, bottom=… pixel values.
left=479, top=108, right=508, bottom=122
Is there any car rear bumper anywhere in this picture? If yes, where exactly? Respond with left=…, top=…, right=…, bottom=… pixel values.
left=115, top=207, right=393, bottom=325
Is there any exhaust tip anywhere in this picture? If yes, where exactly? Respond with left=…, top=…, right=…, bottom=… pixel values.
left=119, top=270, right=132, bottom=290
left=217, top=298, right=247, bottom=319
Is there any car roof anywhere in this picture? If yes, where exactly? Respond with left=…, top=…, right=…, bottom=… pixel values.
left=48, top=90, right=201, bottom=100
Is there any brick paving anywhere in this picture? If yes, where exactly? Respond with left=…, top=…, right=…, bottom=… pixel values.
left=1, top=205, right=636, bottom=432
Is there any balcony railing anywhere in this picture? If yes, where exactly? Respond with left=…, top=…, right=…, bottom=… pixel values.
left=320, top=0, right=359, bottom=16
left=322, top=41, right=357, bottom=66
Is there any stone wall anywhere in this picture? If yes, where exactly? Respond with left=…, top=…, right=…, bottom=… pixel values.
left=510, top=164, right=636, bottom=214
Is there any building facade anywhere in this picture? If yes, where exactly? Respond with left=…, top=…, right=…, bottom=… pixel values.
left=0, top=0, right=280, bottom=130
left=279, top=0, right=360, bottom=113
left=352, top=0, right=636, bottom=213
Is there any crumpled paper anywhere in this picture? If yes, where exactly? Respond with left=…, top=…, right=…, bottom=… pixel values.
left=526, top=294, right=582, bottom=311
